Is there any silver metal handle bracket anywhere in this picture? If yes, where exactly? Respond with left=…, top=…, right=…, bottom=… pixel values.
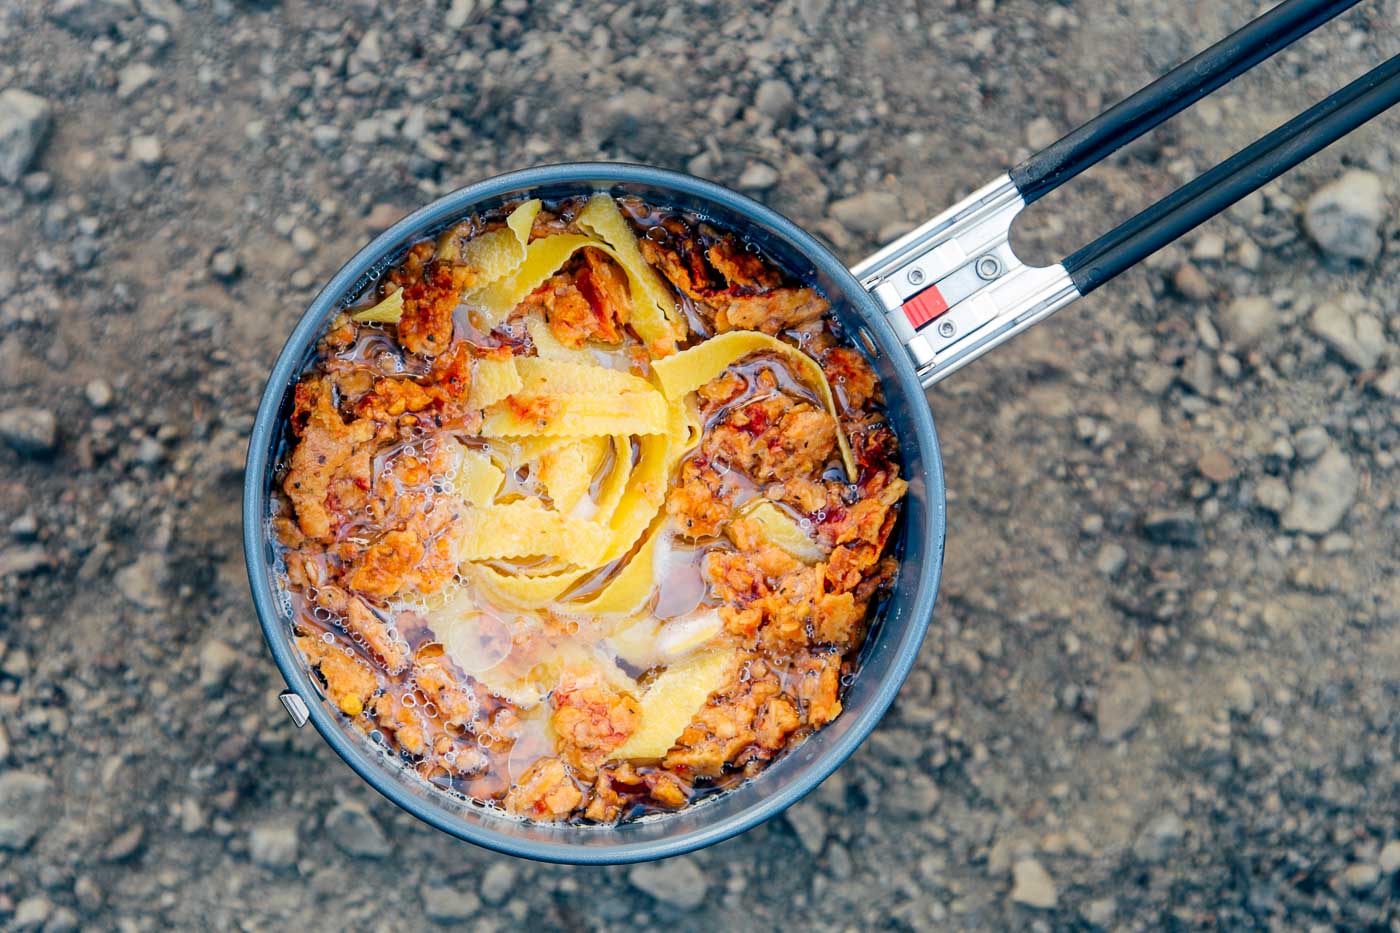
left=279, top=689, right=311, bottom=728
left=853, top=175, right=1082, bottom=387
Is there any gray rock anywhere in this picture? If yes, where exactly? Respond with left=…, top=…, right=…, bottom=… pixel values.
left=84, top=379, right=114, bottom=409
left=1025, top=116, right=1058, bottom=150
left=754, top=79, right=796, bottom=123
left=422, top=885, right=481, bottom=922
left=43, top=905, right=80, bottom=933
left=444, top=0, right=476, bottom=29
left=0, top=545, right=50, bottom=577
left=1344, top=862, right=1381, bottom=892
left=886, top=773, right=941, bottom=816
left=9, top=511, right=38, bottom=539
left=1281, top=446, right=1358, bottom=535
left=1223, top=675, right=1255, bottom=714
left=0, top=771, right=55, bottom=850
left=784, top=801, right=827, bottom=855
left=737, top=162, right=779, bottom=191
left=1097, top=664, right=1152, bottom=742
left=1308, top=295, right=1387, bottom=370
left=291, top=226, right=319, bottom=255
left=1303, top=169, right=1385, bottom=263
left=116, top=62, right=158, bottom=100
left=0, top=403, right=57, bottom=453
left=1083, top=897, right=1117, bottom=927
left=12, top=897, right=52, bottom=932
left=1141, top=510, right=1203, bottom=548
left=46, top=0, right=135, bottom=34
left=777, top=153, right=829, bottom=216
left=1253, top=476, right=1291, bottom=516
left=480, top=862, right=517, bottom=905
left=324, top=801, right=391, bottom=859
left=198, top=639, right=241, bottom=694
left=585, top=89, right=696, bottom=161
left=129, top=134, right=161, bottom=166
left=628, top=856, right=709, bottom=910
left=248, top=822, right=299, bottom=868
left=1173, top=262, right=1212, bottom=301
left=102, top=823, right=145, bottom=863
left=73, top=876, right=102, bottom=914
left=0, top=90, right=53, bottom=184
left=829, top=191, right=901, bottom=239
left=1094, top=543, right=1127, bottom=577
left=1375, top=368, right=1400, bottom=399
left=1178, top=350, right=1215, bottom=396
left=115, top=553, right=168, bottom=610
left=1009, top=858, right=1058, bottom=909
left=348, top=29, right=383, bottom=74
left=1377, top=840, right=1400, bottom=875
left=1292, top=426, right=1331, bottom=462
left=1219, top=295, right=1278, bottom=349
left=135, top=0, right=183, bottom=28
left=1133, top=812, right=1186, bottom=862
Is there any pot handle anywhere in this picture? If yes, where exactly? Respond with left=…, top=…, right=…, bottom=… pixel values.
left=854, top=0, right=1397, bottom=388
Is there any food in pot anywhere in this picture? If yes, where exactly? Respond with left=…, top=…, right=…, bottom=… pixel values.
left=271, top=194, right=905, bottom=823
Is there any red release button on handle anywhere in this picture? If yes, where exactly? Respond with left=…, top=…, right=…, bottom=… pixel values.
left=903, top=285, right=948, bottom=330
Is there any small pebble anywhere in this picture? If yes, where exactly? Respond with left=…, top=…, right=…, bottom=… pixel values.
left=84, top=379, right=114, bottom=409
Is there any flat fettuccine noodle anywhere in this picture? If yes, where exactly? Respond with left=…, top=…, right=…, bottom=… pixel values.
left=480, top=358, right=669, bottom=438
left=468, top=563, right=581, bottom=609
left=651, top=330, right=858, bottom=481
left=531, top=437, right=609, bottom=513
left=737, top=500, right=826, bottom=563
left=468, top=233, right=598, bottom=327
left=466, top=356, right=522, bottom=410
left=457, top=498, right=608, bottom=565
left=350, top=287, right=405, bottom=324
left=569, top=522, right=667, bottom=616
left=438, top=198, right=541, bottom=276
left=576, top=194, right=683, bottom=353
left=454, top=448, right=504, bottom=507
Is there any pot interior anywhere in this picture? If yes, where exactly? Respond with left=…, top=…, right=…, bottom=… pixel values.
left=243, top=164, right=947, bottom=863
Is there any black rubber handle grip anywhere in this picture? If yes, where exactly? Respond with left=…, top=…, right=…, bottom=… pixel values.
left=1064, top=54, right=1400, bottom=294
left=1010, top=0, right=1363, bottom=205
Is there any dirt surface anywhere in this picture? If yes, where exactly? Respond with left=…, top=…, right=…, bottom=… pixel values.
left=2, top=0, right=1399, bottom=929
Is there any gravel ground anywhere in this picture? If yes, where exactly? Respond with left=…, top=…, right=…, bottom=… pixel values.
left=2, top=0, right=1399, bottom=929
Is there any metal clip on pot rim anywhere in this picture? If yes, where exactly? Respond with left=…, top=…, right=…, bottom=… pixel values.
left=854, top=0, right=1399, bottom=388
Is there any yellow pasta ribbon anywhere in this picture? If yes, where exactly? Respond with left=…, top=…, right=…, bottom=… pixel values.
left=596, top=400, right=694, bottom=564
left=468, top=233, right=597, bottom=327
left=458, top=498, right=608, bottom=565
left=480, top=358, right=669, bottom=438
left=468, top=563, right=581, bottom=610
left=350, top=287, right=405, bottom=324
left=439, top=198, right=541, bottom=277
left=591, top=436, right=633, bottom=522
left=466, top=206, right=682, bottom=355
left=531, top=437, right=609, bottom=513
left=569, top=522, right=666, bottom=616
left=466, top=356, right=522, bottom=410
left=454, top=448, right=504, bottom=506
left=737, top=500, right=826, bottom=563
left=609, top=648, right=737, bottom=760
left=651, top=330, right=858, bottom=481
left=576, top=194, right=683, bottom=353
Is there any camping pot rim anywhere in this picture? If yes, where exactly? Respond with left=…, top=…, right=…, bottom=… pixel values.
left=242, top=161, right=946, bottom=864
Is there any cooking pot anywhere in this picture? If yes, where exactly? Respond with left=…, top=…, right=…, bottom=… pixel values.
left=244, top=0, right=1399, bottom=863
